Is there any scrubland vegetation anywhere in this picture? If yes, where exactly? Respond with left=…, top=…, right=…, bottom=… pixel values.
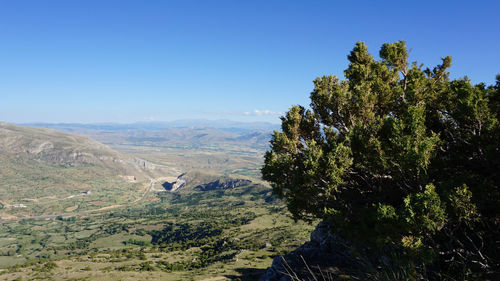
left=0, top=183, right=314, bottom=280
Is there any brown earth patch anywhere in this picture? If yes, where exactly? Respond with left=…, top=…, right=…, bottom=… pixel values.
left=89, top=201, right=106, bottom=206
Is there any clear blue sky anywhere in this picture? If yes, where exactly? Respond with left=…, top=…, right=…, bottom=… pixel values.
left=1, top=0, right=499, bottom=124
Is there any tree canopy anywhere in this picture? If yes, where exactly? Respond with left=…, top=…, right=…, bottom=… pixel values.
left=262, top=41, right=499, bottom=279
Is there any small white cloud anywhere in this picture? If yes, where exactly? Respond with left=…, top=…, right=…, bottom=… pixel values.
left=249, top=109, right=281, bottom=116
left=202, top=109, right=282, bottom=117
left=145, top=116, right=156, bottom=121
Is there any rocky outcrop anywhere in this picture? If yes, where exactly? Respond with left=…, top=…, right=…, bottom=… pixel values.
left=260, top=222, right=353, bottom=281
left=162, top=172, right=252, bottom=192
left=132, top=157, right=159, bottom=171
left=194, top=178, right=252, bottom=191
left=163, top=173, right=188, bottom=191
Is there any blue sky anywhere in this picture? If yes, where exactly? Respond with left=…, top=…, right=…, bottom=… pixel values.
left=1, top=0, right=499, bottom=124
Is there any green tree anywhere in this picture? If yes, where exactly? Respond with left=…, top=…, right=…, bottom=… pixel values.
left=262, top=41, right=499, bottom=279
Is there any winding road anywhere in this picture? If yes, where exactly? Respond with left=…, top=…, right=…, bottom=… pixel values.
left=2, top=177, right=167, bottom=221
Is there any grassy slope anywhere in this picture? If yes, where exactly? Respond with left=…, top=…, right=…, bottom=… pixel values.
left=0, top=153, right=145, bottom=216
left=0, top=122, right=154, bottom=218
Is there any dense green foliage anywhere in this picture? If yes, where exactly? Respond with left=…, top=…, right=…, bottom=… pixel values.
left=262, top=41, right=499, bottom=279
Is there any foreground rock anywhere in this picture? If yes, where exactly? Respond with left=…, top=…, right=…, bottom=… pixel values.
left=260, top=221, right=353, bottom=281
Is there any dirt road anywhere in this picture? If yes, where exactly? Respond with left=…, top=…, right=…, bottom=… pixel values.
left=3, top=177, right=167, bottom=221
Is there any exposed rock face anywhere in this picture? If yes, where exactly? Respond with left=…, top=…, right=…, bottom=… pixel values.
left=162, top=173, right=188, bottom=191
left=194, top=178, right=251, bottom=191
left=132, top=157, right=158, bottom=170
left=260, top=221, right=352, bottom=281
left=162, top=173, right=252, bottom=192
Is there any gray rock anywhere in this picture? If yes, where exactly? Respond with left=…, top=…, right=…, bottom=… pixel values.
left=194, top=178, right=252, bottom=191
left=162, top=173, right=188, bottom=191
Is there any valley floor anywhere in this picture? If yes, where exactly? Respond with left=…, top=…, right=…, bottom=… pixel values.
left=0, top=184, right=315, bottom=281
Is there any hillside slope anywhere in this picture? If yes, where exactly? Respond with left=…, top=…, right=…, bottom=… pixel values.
left=1, top=122, right=153, bottom=174
left=0, top=122, right=167, bottom=217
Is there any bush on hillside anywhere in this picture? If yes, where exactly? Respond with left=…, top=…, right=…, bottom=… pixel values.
left=262, top=41, right=499, bottom=279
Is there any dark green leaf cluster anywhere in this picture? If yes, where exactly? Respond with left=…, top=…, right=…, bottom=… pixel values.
left=262, top=41, right=500, bottom=279
left=150, top=222, right=224, bottom=249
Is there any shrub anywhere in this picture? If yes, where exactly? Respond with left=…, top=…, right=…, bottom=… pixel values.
left=262, top=41, right=499, bottom=279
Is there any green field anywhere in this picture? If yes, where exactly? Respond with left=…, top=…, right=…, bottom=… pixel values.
left=0, top=184, right=315, bottom=280
left=0, top=154, right=146, bottom=218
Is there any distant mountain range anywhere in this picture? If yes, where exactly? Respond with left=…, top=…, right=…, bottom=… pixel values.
left=22, top=119, right=278, bottom=150
left=23, top=119, right=280, bottom=131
